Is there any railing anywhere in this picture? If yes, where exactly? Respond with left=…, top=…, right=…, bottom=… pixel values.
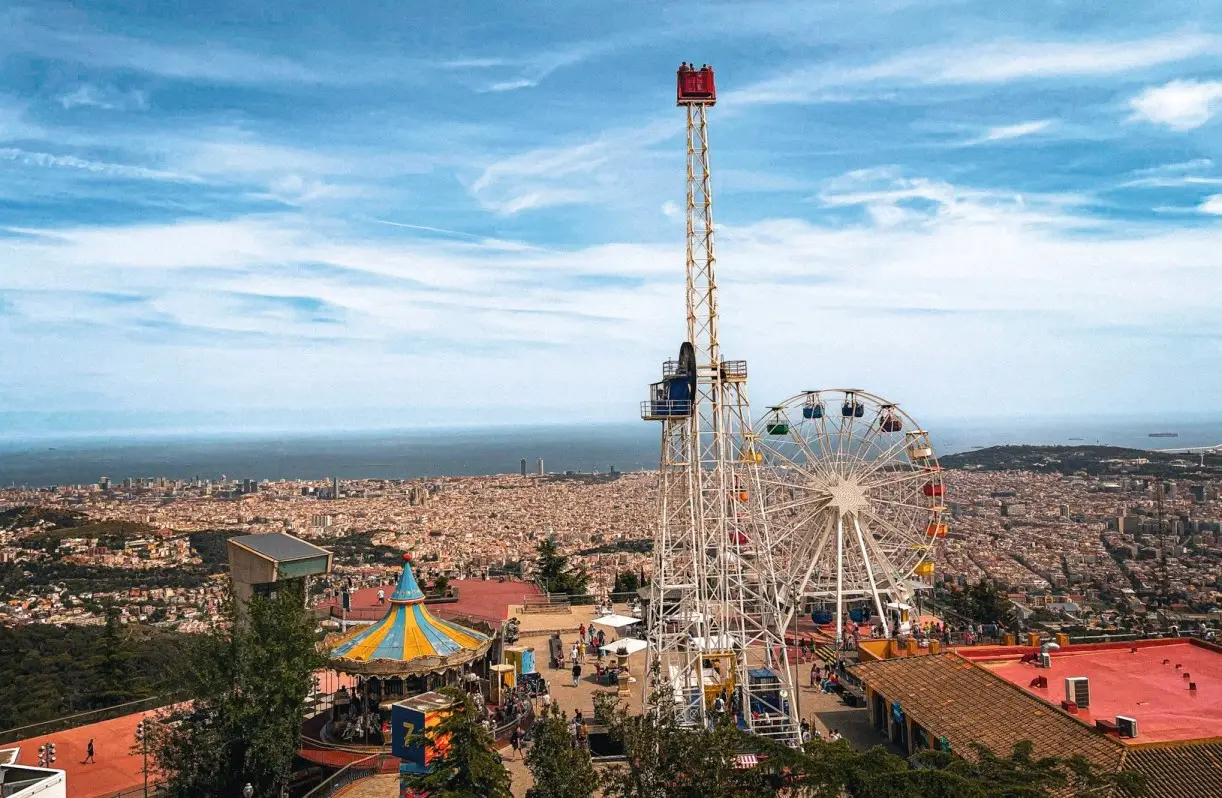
left=105, top=785, right=163, bottom=797
left=640, top=399, right=692, bottom=420
left=0, top=694, right=184, bottom=746
left=301, top=753, right=389, bottom=798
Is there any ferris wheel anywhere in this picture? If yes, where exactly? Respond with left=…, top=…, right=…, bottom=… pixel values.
left=753, top=389, right=945, bottom=643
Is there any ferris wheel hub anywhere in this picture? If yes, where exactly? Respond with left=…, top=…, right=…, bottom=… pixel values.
left=823, top=478, right=870, bottom=516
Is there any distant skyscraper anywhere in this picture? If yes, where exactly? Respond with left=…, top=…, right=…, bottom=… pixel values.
left=536, top=458, right=544, bottom=476
left=332, top=476, right=340, bottom=500
left=99, top=476, right=109, bottom=491
left=520, top=458, right=527, bottom=477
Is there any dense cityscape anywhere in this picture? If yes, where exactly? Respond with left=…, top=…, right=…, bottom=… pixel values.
left=4, top=446, right=1220, bottom=635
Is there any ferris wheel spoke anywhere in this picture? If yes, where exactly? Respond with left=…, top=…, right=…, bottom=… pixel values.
left=857, top=512, right=912, bottom=587
left=850, top=432, right=913, bottom=482
left=863, top=468, right=931, bottom=491
left=787, top=423, right=837, bottom=483
left=762, top=493, right=832, bottom=517
left=871, top=496, right=936, bottom=515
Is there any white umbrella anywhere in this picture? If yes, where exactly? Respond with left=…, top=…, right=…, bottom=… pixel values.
left=599, top=637, right=648, bottom=656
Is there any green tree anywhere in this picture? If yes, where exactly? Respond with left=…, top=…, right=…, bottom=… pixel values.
left=945, top=579, right=1013, bottom=626
left=434, top=574, right=451, bottom=597
left=149, top=579, right=326, bottom=797
left=400, top=687, right=512, bottom=798
left=612, top=571, right=640, bottom=595
left=597, top=690, right=776, bottom=798
left=594, top=688, right=1144, bottom=798
left=524, top=705, right=598, bottom=798
left=88, top=610, right=142, bottom=706
left=534, top=536, right=589, bottom=595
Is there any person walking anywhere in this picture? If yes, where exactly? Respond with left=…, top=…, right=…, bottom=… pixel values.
left=509, top=725, right=522, bottom=760
left=577, top=640, right=586, bottom=662
left=571, top=661, right=582, bottom=688
left=84, top=738, right=95, bottom=764
left=376, top=588, right=385, bottom=605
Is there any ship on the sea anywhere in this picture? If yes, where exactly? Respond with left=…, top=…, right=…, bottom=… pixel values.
left=1148, top=432, right=1179, bottom=438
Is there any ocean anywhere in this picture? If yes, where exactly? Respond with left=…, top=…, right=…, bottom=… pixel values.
left=1, top=417, right=1220, bottom=488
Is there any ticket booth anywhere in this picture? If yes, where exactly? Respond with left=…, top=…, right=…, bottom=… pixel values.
left=504, top=645, right=536, bottom=676
left=489, top=664, right=516, bottom=704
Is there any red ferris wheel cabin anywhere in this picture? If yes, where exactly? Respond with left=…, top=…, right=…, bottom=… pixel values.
left=677, top=63, right=716, bottom=106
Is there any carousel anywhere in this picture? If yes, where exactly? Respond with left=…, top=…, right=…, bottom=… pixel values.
left=316, top=554, right=494, bottom=747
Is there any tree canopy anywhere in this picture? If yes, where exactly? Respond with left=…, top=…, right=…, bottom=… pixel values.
left=942, top=579, right=1014, bottom=626
left=148, top=579, right=326, bottom=797
left=0, top=619, right=187, bottom=733
left=534, top=536, right=589, bottom=595
left=524, top=704, right=598, bottom=798
left=580, top=690, right=1145, bottom=798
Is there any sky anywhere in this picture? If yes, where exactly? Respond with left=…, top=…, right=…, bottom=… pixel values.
left=3, top=0, right=1222, bottom=437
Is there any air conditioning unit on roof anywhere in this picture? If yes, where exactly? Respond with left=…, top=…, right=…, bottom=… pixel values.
left=1065, top=677, right=1090, bottom=709
left=1116, top=716, right=1138, bottom=738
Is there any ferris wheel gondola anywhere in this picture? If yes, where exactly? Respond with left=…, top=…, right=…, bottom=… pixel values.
left=754, top=389, right=945, bottom=644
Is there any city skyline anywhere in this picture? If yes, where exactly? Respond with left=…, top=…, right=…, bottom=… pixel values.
left=3, top=1, right=1222, bottom=434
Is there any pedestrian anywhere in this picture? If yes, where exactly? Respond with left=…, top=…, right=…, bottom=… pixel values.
left=84, top=738, right=95, bottom=764
left=577, top=640, right=586, bottom=661
left=570, top=642, right=578, bottom=664
left=810, top=663, right=818, bottom=687
left=509, top=725, right=522, bottom=759
left=572, top=661, right=582, bottom=687
left=579, top=623, right=586, bottom=640
left=377, top=588, right=385, bottom=605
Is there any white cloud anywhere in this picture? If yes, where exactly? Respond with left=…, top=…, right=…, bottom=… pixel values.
left=57, top=84, right=148, bottom=111
left=727, top=33, right=1221, bottom=106
left=1199, top=195, right=1222, bottom=215
left=980, top=119, right=1054, bottom=142
left=470, top=118, right=679, bottom=214
left=7, top=167, right=1222, bottom=419
left=662, top=200, right=680, bottom=218
left=1129, top=80, right=1222, bottom=131
left=0, top=147, right=196, bottom=182
left=450, top=42, right=606, bottom=93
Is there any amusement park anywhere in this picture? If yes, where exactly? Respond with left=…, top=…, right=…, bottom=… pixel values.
left=15, top=58, right=1219, bottom=798
left=287, top=59, right=960, bottom=793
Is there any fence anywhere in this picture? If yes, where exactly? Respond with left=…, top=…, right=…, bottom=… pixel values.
left=0, top=694, right=183, bottom=746
left=301, top=752, right=389, bottom=798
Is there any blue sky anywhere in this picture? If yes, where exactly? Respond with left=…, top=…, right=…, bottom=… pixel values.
left=3, top=0, right=1222, bottom=436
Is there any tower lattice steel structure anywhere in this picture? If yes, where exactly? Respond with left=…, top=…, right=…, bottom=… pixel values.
left=639, top=64, right=799, bottom=744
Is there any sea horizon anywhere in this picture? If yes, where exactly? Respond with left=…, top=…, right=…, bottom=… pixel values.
left=1, top=416, right=1219, bottom=488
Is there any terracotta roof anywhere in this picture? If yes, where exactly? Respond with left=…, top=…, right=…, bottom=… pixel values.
left=852, top=653, right=1126, bottom=773
left=1120, top=740, right=1222, bottom=798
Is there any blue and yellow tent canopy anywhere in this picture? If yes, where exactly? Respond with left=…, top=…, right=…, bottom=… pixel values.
left=329, top=556, right=491, bottom=676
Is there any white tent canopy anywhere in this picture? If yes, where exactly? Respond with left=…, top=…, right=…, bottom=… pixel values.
left=600, top=637, right=648, bottom=656
left=592, top=614, right=642, bottom=629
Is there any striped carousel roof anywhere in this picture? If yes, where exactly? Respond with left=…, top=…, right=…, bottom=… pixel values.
left=329, top=555, right=491, bottom=675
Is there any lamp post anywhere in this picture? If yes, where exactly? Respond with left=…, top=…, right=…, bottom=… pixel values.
left=135, top=720, right=148, bottom=798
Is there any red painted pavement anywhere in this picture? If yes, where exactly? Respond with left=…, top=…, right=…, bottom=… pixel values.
left=977, top=639, right=1222, bottom=743
left=317, top=579, right=543, bottom=622
left=13, top=709, right=158, bottom=798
